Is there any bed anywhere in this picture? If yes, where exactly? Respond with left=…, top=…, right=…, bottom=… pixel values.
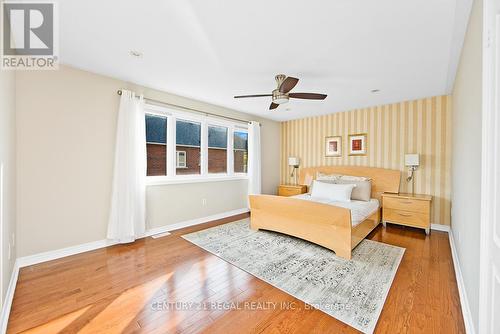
left=249, top=166, right=401, bottom=260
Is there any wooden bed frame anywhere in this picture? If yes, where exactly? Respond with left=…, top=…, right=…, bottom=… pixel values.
left=249, top=166, right=401, bottom=259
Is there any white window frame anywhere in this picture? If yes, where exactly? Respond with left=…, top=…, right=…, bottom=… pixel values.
left=233, top=127, right=249, bottom=176
left=145, top=103, right=249, bottom=186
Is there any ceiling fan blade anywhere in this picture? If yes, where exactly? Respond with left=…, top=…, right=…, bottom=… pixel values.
left=234, top=94, right=272, bottom=98
left=279, top=77, right=299, bottom=93
left=269, top=102, right=279, bottom=110
left=289, top=93, right=327, bottom=100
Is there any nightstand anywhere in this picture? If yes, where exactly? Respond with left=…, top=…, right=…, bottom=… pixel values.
left=277, top=184, right=307, bottom=197
left=382, top=193, right=432, bottom=234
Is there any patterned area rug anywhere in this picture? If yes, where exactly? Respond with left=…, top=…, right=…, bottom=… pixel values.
left=182, top=219, right=404, bottom=334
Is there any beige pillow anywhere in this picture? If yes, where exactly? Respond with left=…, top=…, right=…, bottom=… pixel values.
left=310, top=172, right=338, bottom=194
left=317, top=172, right=371, bottom=181
left=340, top=175, right=371, bottom=181
left=334, top=178, right=372, bottom=201
left=316, top=172, right=341, bottom=182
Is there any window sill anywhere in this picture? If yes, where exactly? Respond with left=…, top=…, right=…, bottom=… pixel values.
left=146, top=175, right=248, bottom=186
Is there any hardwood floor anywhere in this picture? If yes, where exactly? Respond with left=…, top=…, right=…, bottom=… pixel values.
left=8, top=214, right=465, bottom=333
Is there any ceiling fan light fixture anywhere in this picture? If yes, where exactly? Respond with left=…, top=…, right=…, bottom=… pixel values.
left=274, top=97, right=289, bottom=104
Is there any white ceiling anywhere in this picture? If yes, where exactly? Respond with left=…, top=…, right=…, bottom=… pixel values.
left=59, top=0, right=473, bottom=121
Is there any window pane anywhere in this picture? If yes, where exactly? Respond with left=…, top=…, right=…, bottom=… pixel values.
left=176, top=120, right=201, bottom=175
left=234, top=131, right=248, bottom=173
left=208, top=126, right=227, bottom=174
left=146, top=114, right=167, bottom=176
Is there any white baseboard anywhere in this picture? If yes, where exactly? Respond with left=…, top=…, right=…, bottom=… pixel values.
left=144, top=208, right=249, bottom=237
left=16, top=239, right=119, bottom=269
left=17, top=208, right=250, bottom=268
left=431, top=223, right=451, bottom=232
left=0, top=260, right=20, bottom=334
left=449, top=230, right=476, bottom=334
left=12, top=215, right=448, bottom=270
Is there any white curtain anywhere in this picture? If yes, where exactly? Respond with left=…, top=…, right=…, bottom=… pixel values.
left=107, top=90, right=146, bottom=243
left=248, top=121, right=262, bottom=195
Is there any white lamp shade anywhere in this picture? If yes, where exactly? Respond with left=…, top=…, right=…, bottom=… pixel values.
left=288, top=157, right=300, bottom=166
left=405, top=154, right=420, bottom=167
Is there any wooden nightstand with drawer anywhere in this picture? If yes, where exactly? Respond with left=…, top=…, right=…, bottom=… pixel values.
left=278, top=184, right=307, bottom=197
left=382, top=193, right=432, bottom=234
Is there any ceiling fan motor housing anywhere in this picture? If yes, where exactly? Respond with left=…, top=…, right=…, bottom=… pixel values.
left=272, top=89, right=289, bottom=104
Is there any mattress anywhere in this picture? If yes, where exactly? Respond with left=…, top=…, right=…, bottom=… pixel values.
left=292, top=194, right=380, bottom=227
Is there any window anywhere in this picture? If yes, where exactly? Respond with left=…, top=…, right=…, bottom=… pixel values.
left=176, top=151, right=187, bottom=168
left=176, top=120, right=201, bottom=175
left=146, top=114, right=167, bottom=176
left=208, top=125, right=227, bottom=174
left=144, top=104, right=248, bottom=183
left=234, top=131, right=248, bottom=173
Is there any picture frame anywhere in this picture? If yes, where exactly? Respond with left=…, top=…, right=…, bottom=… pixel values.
left=325, top=136, right=342, bottom=157
left=348, top=133, right=367, bottom=156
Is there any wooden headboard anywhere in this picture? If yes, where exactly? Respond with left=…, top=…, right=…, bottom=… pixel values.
left=299, top=166, right=401, bottom=200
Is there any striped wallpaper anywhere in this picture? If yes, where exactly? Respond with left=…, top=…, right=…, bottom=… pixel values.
left=281, top=95, right=452, bottom=226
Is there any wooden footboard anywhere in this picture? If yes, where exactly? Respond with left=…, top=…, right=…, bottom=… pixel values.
left=249, top=195, right=354, bottom=259
left=352, top=209, right=381, bottom=248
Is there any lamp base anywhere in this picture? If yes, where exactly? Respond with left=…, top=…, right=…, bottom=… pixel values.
left=290, top=166, right=299, bottom=185
left=406, top=166, right=417, bottom=194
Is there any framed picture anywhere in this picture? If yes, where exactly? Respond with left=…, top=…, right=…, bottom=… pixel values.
left=348, top=133, right=367, bottom=156
left=325, top=136, right=342, bottom=157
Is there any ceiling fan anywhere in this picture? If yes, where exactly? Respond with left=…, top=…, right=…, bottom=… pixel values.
left=234, top=74, right=327, bottom=110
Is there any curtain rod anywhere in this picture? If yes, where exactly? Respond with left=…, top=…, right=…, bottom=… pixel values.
left=117, top=89, right=256, bottom=126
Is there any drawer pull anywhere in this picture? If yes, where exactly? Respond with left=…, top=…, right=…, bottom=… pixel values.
left=398, top=213, right=413, bottom=217
left=399, top=201, right=413, bottom=204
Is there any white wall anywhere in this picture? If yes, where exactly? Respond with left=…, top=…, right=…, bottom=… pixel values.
left=16, top=65, right=281, bottom=257
left=451, top=0, right=482, bottom=330
left=0, top=69, right=17, bottom=305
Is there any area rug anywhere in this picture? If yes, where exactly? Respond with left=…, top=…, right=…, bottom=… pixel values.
left=182, top=219, right=404, bottom=334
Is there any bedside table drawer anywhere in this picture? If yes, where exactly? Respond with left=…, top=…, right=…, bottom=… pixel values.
left=384, top=208, right=430, bottom=228
left=383, top=197, right=430, bottom=214
left=278, top=185, right=307, bottom=197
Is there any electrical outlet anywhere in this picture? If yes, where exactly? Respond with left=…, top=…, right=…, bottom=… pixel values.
left=202, top=198, right=207, bottom=206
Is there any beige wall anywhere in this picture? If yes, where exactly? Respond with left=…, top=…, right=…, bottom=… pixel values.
left=281, top=95, right=452, bottom=226
left=0, top=69, right=17, bottom=304
left=16, top=65, right=280, bottom=257
left=451, top=0, right=482, bottom=330
left=147, top=179, right=248, bottom=228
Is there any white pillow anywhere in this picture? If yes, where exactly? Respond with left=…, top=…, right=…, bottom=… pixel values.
left=309, top=173, right=338, bottom=194
left=310, top=180, right=356, bottom=202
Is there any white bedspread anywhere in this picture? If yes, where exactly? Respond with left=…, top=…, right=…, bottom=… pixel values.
left=292, top=194, right=380, bottom=227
